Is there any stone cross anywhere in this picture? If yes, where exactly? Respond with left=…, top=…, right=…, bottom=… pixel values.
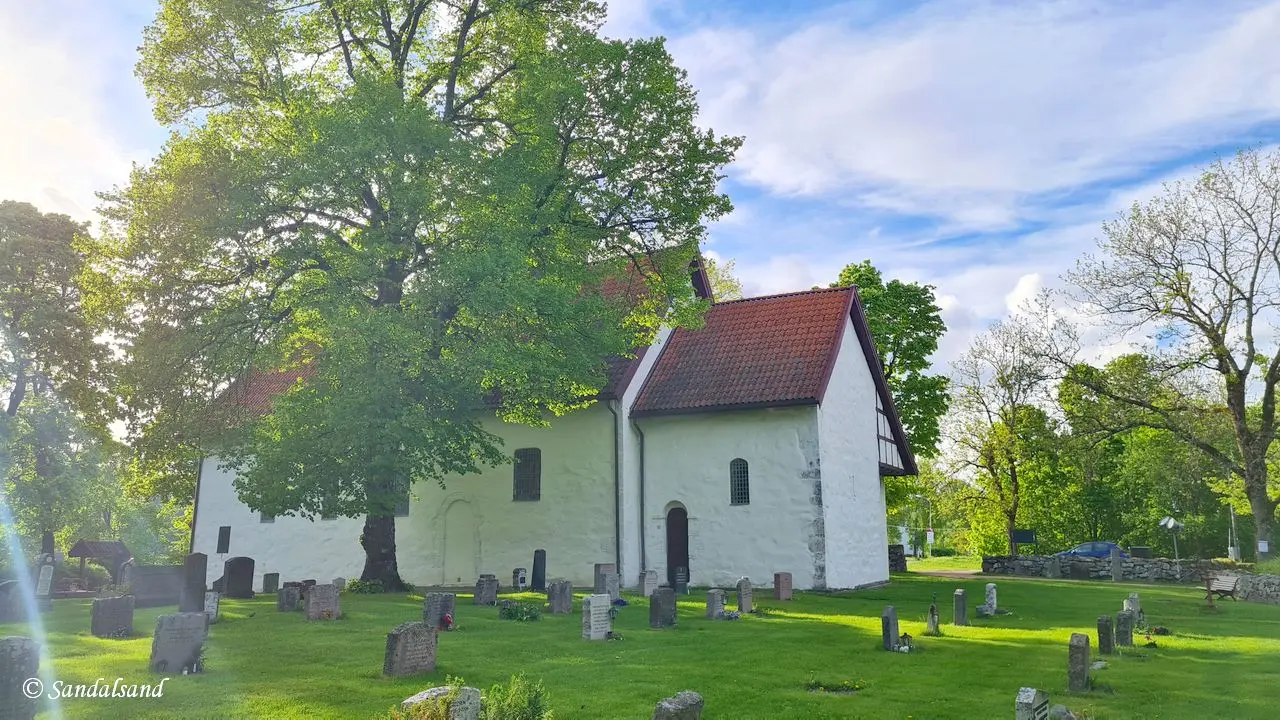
left=653, top=691, right=704, bottom=720
left=149, top=613, right=207, bottom=674
left=593, top=563, right=616, bottom=594
left=424, top=592, right=457, bottom=629
left=1096, top=615, right=1114, bottom=655
left=773, top=572, right=793, bottom=600
left=926, top=602, right=940, bottom=636
left=1015, top=687, right=1049, bottom=720
left=705, top=589, right=725, bottom=619
left=474, top=575, right=499, bottom=605
left=531, top=549, right=547, bottom=592
left=306, top=583, right=341, bottom=621
left=1067, top=633, right=1091, bottom=692
left=203, top=591, right=220, bottom=624
left=953, top=589, right=968, bottom=626
left=582, top=593, right=611, bottom=640
left=736, top=577, right=753, bottom=613
left=222, top=556, right=255, bottom=599
left=881, top=606, right=900, bottom=650
left=179, top=553, right=207, bottom=613
left=0, top=636, right=40, bottom=720
left=1110, top=547, right=1124, bottom=581
left=603, top=572, right=621, bottom=603
left=642, top=569, right=659, bottom=598
left=1115, top=610, right=1135, bottom=647
left=649, top=587, right=677, bottom=628
left=262, top=572, right=280, bottom=594
left=547, top=580, right=573, bottom=614
left=277, top=586, right=301, bottom=612
left=383, top=621, right=438, bottom=676
left=985, top=582, right=998, bottom=611
left=91, top=596, right=135, bottom=639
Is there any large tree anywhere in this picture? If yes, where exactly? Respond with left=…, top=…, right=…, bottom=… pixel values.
left=703, top=255, right=743, bottom=301
left=105, top=0, right=739, bottom=588
left=832, top=261, right=948, bottom=457
left=1063, top=148, right=1280, bottom=559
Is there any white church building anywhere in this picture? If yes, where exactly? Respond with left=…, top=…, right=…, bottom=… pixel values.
left=189, top=262, right=916, bottom=592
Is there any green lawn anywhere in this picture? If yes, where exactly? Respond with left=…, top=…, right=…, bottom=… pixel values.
left=905, top=555, right=984, bottom=572
left=5, top=575, right=1279, bottom=719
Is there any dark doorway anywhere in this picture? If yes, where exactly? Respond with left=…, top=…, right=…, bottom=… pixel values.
left=665, top=506, right=689, bottom=587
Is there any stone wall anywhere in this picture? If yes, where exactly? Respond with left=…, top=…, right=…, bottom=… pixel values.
left=984, top=555, right=1246, bottom=584
left=1239, top=573, right=1280, bottom=604
left=131, top=565, right=183, bottom=608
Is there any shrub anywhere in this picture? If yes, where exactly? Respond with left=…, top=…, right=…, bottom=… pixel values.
left=346, top=579, right=385, bottom=594
left=928, top=547, right=958, bottom=557
left=482, top=674, right=553, bottom=720
left=499, top=602, right=542, bottom=622
left=1255, top=557, right=1280, bottom=576
left=96, top=584, right=132, bottom=598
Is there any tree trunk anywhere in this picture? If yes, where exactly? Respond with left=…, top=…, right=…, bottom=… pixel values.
left=1243, top=458, right=1277, bottom=561
left=1006, top=515, right=1018, bottom=556
left=359, top=514, right=407, bottom=591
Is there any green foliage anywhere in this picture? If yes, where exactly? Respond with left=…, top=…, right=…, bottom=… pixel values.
left=345, top=579, right=385, bottom=594
left=803, top=676, right=864, bottom=693
left=703, top=256, right=744, bottom=301
left=481, top=673, right=553, bottom=720
left=928, top=547, right=958, bottom=557
left=498, top=602, right=542, bottom=622
left=1255, top=557, right=1280, bottom=575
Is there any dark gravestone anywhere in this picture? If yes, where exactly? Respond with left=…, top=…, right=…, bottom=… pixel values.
left=593, top=564, right=615, bottom=594
left=887, top=544, right=908, bottom=572
left=179, top=553, right=207, bottom=612
left=649, top=587, right=677, bottom=628
left=548, top=580, right=573, bottom=614
left=383, top=622, right=438, bottom=677
left=223, top=557, right=255, bottom=599
left=1069, top=562, right=1091, bottom=581
left=91, top=596, right=135, bottom=638
left=474, top=575, right=498, bottom=605
left=881, top=606, right=900, bottom=650
left=1115, top=610, right=1135, bottom=647
left=0, top=636, right=40, bottom=720
left=1129, top=546, right=1152, bottom=559
left=953, top=589, right=968, bottom=626
left=211, top=576, right=224, bottom=593
left=277, top=587, right=301, bottom=612
left=1097, top=615, right=1115, bottom=655
left=40, top=531, right=54, bottom=556
left=1068, top=633, right=1091, bottom=692
left=652, top=690, right=704, bottom=720
left=149, top=613, right=207, bottom=674
left=674, top=566, right=689, bottom=595
left=262, top=573, right=280, bottom=594
left=773, top=572, right=793, bottom=600
left=532, top=549, right=547, bottom=592
left=423, top=593, right=456, bottom=629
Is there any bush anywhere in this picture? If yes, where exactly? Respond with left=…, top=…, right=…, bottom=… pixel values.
left=498, top=602, right=542, bottom=622
left=386, top=675, right=553, bottom=720
left=928, top=548, right=958, bottom=557
left=346, top=579, right=385, bottom=594
left=1255, top=557, right=1280, bottom=576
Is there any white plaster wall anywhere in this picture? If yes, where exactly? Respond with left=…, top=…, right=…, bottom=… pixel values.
left=192, top=405, right=617, bottom=589
left=637, top=407, right=823, bottom=589
left=817, top=316, right=890, bottom=589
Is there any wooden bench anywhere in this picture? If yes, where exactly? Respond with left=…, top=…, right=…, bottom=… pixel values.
left=1205, top=575, right=1240, bottom=601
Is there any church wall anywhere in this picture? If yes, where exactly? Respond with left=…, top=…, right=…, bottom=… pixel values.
left=637, top=406, right=824, bottom=590
left=817, top=315, right=890, bottom=589
left=192, top=404, right=617, bottom=589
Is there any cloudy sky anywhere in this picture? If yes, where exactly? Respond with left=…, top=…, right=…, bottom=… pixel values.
left=4, top=0, right=1280, bottom=369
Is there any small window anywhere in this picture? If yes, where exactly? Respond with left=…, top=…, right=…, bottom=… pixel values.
left=260, top=512, right=274, bottom=523
left=730, top=458, right=750, bottom=506
left=513, top=448, right=541, bottom=501
left=216, top=526, right=231, bottom=554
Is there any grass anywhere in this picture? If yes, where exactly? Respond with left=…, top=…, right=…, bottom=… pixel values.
left=5, top=575, right=1280, bottom=719
left=906, top=554, right=983, bottom=572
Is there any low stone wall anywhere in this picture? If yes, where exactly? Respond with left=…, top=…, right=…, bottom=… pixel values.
left=1239, top=574, right=1280, bottom=604
left=131, top=565, right=183, bottom=608
left=984, top=555, right=1243, bottom=584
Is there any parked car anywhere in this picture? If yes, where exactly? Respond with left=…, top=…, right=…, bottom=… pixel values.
left=1057, top=541, right=1129, bottom=559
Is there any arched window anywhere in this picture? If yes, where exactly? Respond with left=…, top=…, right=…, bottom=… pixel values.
left=729, top=458, right=750, bottom=506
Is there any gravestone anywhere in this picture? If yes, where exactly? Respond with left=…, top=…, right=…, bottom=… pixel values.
left=211, top=575, right=223, bottom=593
left=1045, top=555, right=1061, bottom=579
left=674, top=566, right=689, bottom=595
left=652, top=690, right=704, bottom=720
left=1124, top=593, right=1142, bottom=621
left=650, top=587, right=677, bottom=628
left=401, top=686, right=483, bottom=720
left=926, top=602, right=940, bottom=635
left=203, top=591, right=220, bottom=624
left=261, top=572, right=279, bottom=594
left=582, top=593, right=611, bottom=640
left=149, top=613, right=207, bottom=674
left=473, top=575, right=498, bottom=605
left=91, top=596, right=135, bottom=638
left=1096, top=615, right=1114, bottom=655
left=300, top=579, right=317, bottom=599
left=953, top=589, right=968, bottom=626
left=548, top=580, right=573, bottom=614
left=512, top=568, right=527, bottom=591
left=642, top=569, right=659, bottom=598
left=888, top=544, right=908, bottom=572
left=383, top=621, right=438, bottom=676
left=306, top=583, right=341, bottom=621
left=179, top=553, right=207, bottom=612
left=1067, top=633, right=1091, bottom=692
left=1115, top=610, right=1134, bottom=647
left=705, top=589, right=725, bottom=619
left=35, top=555, right=54, bottom=612
left=603, top=572, right=621, bottom=603
left=881, top=606, right=900, bottom=651
left=223, top=556, right=255, bottom=599
left=333, top=577, right=346, bottom=591
left=532, top=549, right=547, bottom=592
left=277, top=586, right=301, bottom=612
left=736, top=577, right=753, bottom=613
left=119, top=558, right=137, bottom=589
left=0, top=636, right=40, bottom=720
left=985, top=583, right=998, bottom=612
left=1110, top=547, right=1124, bottom=581
left=424, top=593, right=457, bottom=629
left=773, top=572, right=793, bottom=600
left=1015, top=687, right=1049, bottom=720
left=593, top=563, right=616, bottom=593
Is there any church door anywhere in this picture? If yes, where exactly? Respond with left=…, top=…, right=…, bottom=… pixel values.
left=665, top=506, right=689, bottom=587
left=442, top=501, right=478, bottom=586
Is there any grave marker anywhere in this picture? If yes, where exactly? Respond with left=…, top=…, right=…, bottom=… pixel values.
left=149, top=613, right=207, bottom=674
left=306, top=583, right=341, bottom=620
left=593, top=563, right=615, bottom=593
left=548, top=580, right=573, bottom=614
left=332, top=577, right=346, bottom=591
left=179, top=552, right=207, bottom=612
left=512, top=568, right=527, bottom=590
left=532, top=549, right=547, bottom=592
left=773, top=572, right=793, bottom=601
left=223, top=557, right=255, bottom=599
left=674, top=566, right=689, bottom=595
left=1015, top=687, right=1049, bottom=720
left=1045, top=555, right=1061, bottom=579
left=1124, top=593, right=1142, bottom=622
left=705, top=589, right=725, bottom=619
left=203, top=591, right=220, bottom=624
left=953, top=589, right=968, bottom=626
left=1110, top=547, right=1124, bottom=581
left=401, top=686, right=483, bottom=719
left=1115, top=610, right=1135, bottom=647
left=1068, top=633, right=1091, bottom=692
left=0, top=636, right=39, bottom=720
left=582, top=593, right=611, bottom=640
left=277, top=586, right=301, bottom=612
left=926, top=602, right=940, bottom=635
left=90, top=596, right=135, bottom=638
left=473, top=575, right=499, bottom=605
left=424, top=593, right=457, bottom=629
left=383, top=621, right=438, bottom=676
left=35, top=555, right=54, bottom=612
left=881, top=606, right=900, bottom=650
left=650, top=587, right=677, bottom=628
left=985, top=582, right=998, bottom=612
left=1096, top=615, right=1114, bottom=655
left=262, top=572, right=280, bottom=594
left=652, top=690, right=704, bottom=720
left=603, top=572, right=621, bottom=603
left=642, top=569, right=659, bottom=598
left=736, top=577, right=753, bottom=613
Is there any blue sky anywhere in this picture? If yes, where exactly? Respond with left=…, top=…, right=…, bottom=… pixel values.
left=4, top=0, right=1280, bottom=368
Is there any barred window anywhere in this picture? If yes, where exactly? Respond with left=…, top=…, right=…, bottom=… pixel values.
left=513, top=448, right=541, bottom=501
left=730, top=458, right=750, bottom=506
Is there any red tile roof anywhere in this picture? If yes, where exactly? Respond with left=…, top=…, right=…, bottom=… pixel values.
left=218, top=366, right=314, bottom=418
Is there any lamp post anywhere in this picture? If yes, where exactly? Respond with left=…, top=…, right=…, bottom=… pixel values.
left=1160, top=516, right=1184, bottom=580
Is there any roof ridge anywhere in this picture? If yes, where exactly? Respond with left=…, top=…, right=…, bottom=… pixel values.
left=714, top=286, right=853, bottom=306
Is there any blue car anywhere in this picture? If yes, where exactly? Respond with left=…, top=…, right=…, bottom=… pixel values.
left=1057, top=541, right=1129, bottom=559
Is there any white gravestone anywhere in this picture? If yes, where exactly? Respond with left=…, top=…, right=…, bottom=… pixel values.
left=985, top=583, right=998, bottom=611
left=642, top=570, right=659, bottom=598
left=582, top=593, right=611, bottom=641
left=203, top=591, right=220, bottom=624
left=1015, top=687, right=1049, bottom=720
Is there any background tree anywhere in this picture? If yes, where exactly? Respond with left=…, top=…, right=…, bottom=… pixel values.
left=703, top=255, right=744, bottom=301
left=832, top=261, right=948, bottom=457
left=1062, top=148, right=1280, bottom=559
left=106, top=0, right=740, bottom=589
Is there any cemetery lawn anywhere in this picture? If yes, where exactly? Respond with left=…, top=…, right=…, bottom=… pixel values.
left=904, top=555, right=983, bottom=572
left=8, top=575, right=1280, bottom=720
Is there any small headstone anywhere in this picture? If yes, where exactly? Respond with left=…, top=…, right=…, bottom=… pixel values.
left=1015, top=687, right=1049, bottom=720
left=926, top=602, right=940, bottom=635
left=532, top=549, right=547, bottom=592
left=548, top=580, right=573, bottom=614
left=953, top=589, right=968, bottom=626
left=736, top=577, right=753, bottom=613
left=652, top=690, right=704, bottom=720
left=511, top=568, right=527, bottom=590
left=773, top=572, right=793, bottom=600
left=1048, top=704, right=1077, bottom=720
left=705, top=589, right=725, bottom=619
left=674, top=566, right=689, bottom=595
left=582, top=593, right=611, bottom=640
left=1069, top=562, right=1090, bottom=581
left=383, top=621, right=438, bottom=676
left=300, top=579, right=317, bottom=599
left=91, top=596, right=135, bottom=638
left=277, top=586, right=301, bottom=612
left=35, top=555, right=54, bottom=611
left=642, top=569, right=659, bottom=598
left=1115, top=610, right=1134, bottom=647
left=203, top=591, right=220, bottom=624
left=0, top=636, right=40, bottom=720
left=1096, top=615, right=1114, bottom=655
left=1110, top=547, right=1123, bottom=581
left=401, top=686, right=483, bottom=720
left=1067, top=633, right=1090, bottom=692
left=985, top=582, right=998, bottom=611
left=473, top=575, right=499, bottom=605
left=119, top=558, right=136, bottom=588
left=424, top=593, right=457, bottom=629
left=593, top=563, right=616, bottom=593
left=179, top=552, right=207, bottom=612
left=223, top=556, right=255, bottom=599
left=881, top=606, right=900, bottom=651
left=604, top=572, right=621, bottom=602
left=306, top=583, right=341, bottom=621
left=149, top=613, right=207, bottom=674
left=1124, top=593, right=1142, bottom=623
left=262, top=572, right=280, bottom=593
left=649, top=587, right=677, bottom=628
left=332, top=577, right=346, bottom=591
